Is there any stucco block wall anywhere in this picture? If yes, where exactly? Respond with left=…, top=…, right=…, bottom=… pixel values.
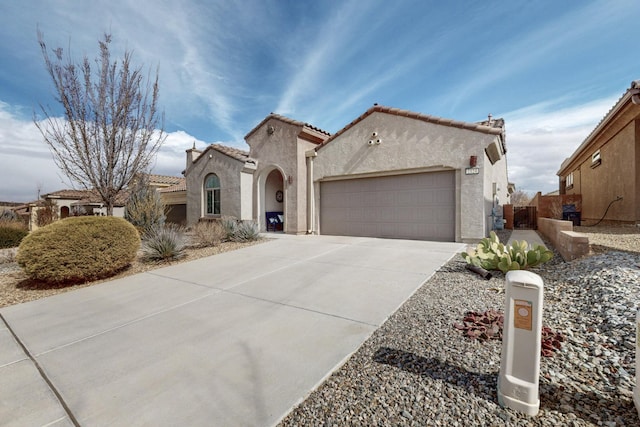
left=185, top=149, right=246, bottom=225
left=578, top=122, right=636, bottom=223
left=561, top=110, right=640, bottom=224
left=312, top=112, right=508, bottom=241
left=530, top=193, right=582, bottom=220
left=538, top=218, right=589, bottom=261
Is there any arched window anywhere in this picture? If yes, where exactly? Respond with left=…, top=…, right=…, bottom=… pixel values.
left=205, top=174, right=221, bottom=215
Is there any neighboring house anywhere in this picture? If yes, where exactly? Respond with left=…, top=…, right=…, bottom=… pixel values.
left=558, top=80, right=640, bottom=225
left=41, top=189, right=128, bottom=219
left=185, top=105, right=511, bottom=242
left=159, top=178, right=187, bottom=225
left=24, top=174, right=186, bottom=229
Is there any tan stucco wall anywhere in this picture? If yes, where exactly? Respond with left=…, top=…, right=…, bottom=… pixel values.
left=564, top=120, right=637, bottom=223
left=185, top=149, right=248, bottom=225
left=246, top=119, right=313, bottom=234
left=312, top=112, right=509, bottom=241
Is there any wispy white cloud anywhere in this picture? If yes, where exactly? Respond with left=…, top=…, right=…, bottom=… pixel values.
left=0, top=101, right=65, bottom=201
left=275, top=0, right=374, bottom=117
left=0, top=100, right=202, bottom=201
left=501, top=95, right=618, bottom=194
left=443, top=0, right=632, bottom=110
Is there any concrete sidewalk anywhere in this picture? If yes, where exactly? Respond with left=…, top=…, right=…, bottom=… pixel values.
left=506, top=229, right=547, bottom=248
left=0, top=235, right=464, bottom=427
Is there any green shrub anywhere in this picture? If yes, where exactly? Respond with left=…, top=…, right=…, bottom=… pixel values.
left=190, top=220, right=225, bottom=248
left=124, top=177, right=166, bottom=236
left=141, top=225, right=186, bottom=262
left=0, top=226, right=28, bottom=249
left=17, top=216, right=140, bottom=284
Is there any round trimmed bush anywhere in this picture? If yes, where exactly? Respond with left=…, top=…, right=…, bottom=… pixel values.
left=17, top=216, right=140, bottom=284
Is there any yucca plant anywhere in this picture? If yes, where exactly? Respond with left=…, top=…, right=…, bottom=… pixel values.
left=232, top=220, right=260, bottom=242
left=141, top=225, right=186, bottom=261
left=220, top=216, right=239, bottom=241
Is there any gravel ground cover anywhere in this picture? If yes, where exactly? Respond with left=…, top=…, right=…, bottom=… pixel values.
left=279, top=228, right=640, bottom=426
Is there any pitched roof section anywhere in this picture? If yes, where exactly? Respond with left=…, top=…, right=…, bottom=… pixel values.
left=42, top=189, right=128, bottom=206
left=147, top=174, right=184, bottom=186
left=207, top=143, right=252, bottom=162
left=244, top=113, right=331, bottom=141
left=159, top=179, right=186, bottom=193
left=42, top=189, right=94, bottom=199
left=315, top=105, right=504, bottom=152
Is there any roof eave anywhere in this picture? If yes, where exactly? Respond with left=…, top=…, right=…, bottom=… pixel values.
left=315, top=105, right=502, bottom=152
left=557, top=89, right=635, bottom=176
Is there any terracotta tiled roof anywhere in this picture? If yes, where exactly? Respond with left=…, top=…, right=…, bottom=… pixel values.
left=43, top=189, right=95, bottom=199
left=207, top=143, right=252, bottom=162
left=43, top=189, right=128, bottom=206
left=147, top=174, right=184, bottom=186
left=244, top=113, right=331, bottom=140
left=159, top=179, right=186, bottom=193
left=315, top=105, right=504, bottom=152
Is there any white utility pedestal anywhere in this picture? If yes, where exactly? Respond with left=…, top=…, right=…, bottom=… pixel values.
left=498, top=270, right=544, bottom=416
left=634, top=310, right=640, bottom=417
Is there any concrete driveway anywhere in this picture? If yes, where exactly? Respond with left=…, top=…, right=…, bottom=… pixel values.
left=1, top=234, right=464, bottom=427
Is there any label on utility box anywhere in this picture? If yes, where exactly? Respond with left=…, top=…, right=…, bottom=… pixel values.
left=514, top=300, right=533, bottom=331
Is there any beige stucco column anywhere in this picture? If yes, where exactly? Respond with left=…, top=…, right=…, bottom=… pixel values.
left=305, top=149, right=317, bottom=234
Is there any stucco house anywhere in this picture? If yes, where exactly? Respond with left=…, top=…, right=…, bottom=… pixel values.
left=558, top=80, right=640, bottom=225
left=185, top=105, right=510, bottom=242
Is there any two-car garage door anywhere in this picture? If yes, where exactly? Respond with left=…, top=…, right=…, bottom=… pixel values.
left=320, top=171, right=455, bottom=241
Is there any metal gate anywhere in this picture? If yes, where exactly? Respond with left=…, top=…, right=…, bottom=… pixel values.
left=513, top=206, right=537, bottom=229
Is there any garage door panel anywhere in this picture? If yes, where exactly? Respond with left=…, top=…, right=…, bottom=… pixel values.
left=320, top=171, right=455, bottom=241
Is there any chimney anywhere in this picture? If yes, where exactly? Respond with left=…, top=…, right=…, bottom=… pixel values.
left=186, top=141, right=203, bottom=171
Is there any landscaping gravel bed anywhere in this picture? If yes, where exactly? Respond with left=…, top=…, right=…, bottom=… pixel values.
left=279, top=229, right=640, bottom=426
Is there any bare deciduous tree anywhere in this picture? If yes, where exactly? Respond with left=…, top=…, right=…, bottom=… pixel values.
left=509, top=190, right=532, bottom=206
left=34, top=31, right=166, bottom=215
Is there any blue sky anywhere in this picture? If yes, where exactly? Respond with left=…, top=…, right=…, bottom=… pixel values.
left=0, top=0, right=638, bottom=202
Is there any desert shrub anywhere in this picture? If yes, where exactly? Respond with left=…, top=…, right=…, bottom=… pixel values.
left=233, top=220, right=260, bottom=242
left=36, top=199, right=58, bottom=227
left=220, top=216, right=239, bottom=240
left=125, top=177, right=166, bottom=236
left=141, top=225, right=186, bottom=261
left=190, top=220, right=225, bottom=248
left=0, top=227, right=28, bottom=249
left=220, top=216, right=260, bottom=242
left=17, top=216, right=140, bottom=284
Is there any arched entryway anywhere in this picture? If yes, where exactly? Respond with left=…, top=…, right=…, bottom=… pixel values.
left=263, top=168, right=285, bottom=232
left=60, top=206, right=70, bottom=219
